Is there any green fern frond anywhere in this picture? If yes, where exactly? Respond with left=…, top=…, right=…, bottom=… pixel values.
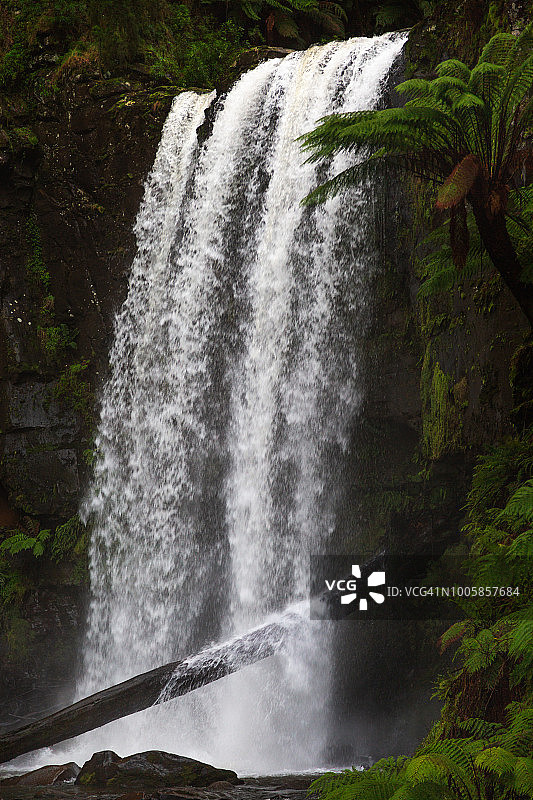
left=475, top=746, right=517, bottom=777
left=438, top=620, right=471, bottom=653
left=503, top=480, right=533, bottom=522
left=240, top=0, right=262, bottom=19
left=306, top=3, right=346, bottom=36
left=508, top=619, right=533, bottom=662
left=461, top=628, right=500, bottom=673
left=0, top=529, right=50, bottom=557
left=502, top=706, right=533, bottom=755
left=468, top=61, right=506, bottom=98
left=480, top=32, right=518, bottom=66
left=395, top=78, right=432, bottom=99
left=513, top=757, right=533, bottom=796
left=436, top=59, right=471, bottom=83
left=455, top=716, right=506, bottom=741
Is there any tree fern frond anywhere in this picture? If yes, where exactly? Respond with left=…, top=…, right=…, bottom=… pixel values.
left=502, top=480, right=533, bottom=522
left=504, top=22, right=533, bottom=74
left=430, top=75, right=469, bottom=105
left=302, top=150, right=448, bottom=206
left=395, top=78, right=433, bottom=100
left=316, top=1, right=346, bottom=20
left=436, top=59, right=471, bottom=83
left=461, top=628, right=500, bottom=673
left=468, top=61, right=505, bottom=99
left=502, top=706, right=533, bottom=755
left=438, top=620, right=470, bottom=653
left=306, top=3, right=346, bottom=36
left=506, top=531, right=533, bottom=558
left=455, top=717, right=506, bottom=740
left=513, top=757, right=533, bottom=796
left=273, top=11, right=300, bottom=39
left=405, top=749, right=471, bottom=786
left=499, top=55, right=533, bottom=130
left=480, top=32, right=518, bottom=66
left=475, top=746, right=517, bottom=777
left=508, top=619, right=533, bottom=662
left=417, top=265, right=457, bottom=298
left=240, top=0, right=262, bottom=19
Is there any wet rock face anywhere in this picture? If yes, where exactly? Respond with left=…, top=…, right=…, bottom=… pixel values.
left=0, top=584, right=85, bottom=729
left=0, top=77, right=175, bottom=523
left=0, top=382, right=80, bottom=517
left=75, top=750, right=241, bottom=790
left=0, top=75, right=174, bottom=718
left=0, top=761, right=80, bottom=786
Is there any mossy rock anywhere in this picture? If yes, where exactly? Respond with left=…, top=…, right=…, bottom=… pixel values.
left=75, top=751, right=241, bottom=790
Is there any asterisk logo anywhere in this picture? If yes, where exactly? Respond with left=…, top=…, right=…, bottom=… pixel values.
left=341, top=564, right=386, bottom=610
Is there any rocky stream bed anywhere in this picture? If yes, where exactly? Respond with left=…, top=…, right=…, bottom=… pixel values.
left=0, top=750, right=324, bottom=800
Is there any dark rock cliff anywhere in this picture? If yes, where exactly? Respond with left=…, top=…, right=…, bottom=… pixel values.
left=0, top=75, right=177, bottom=723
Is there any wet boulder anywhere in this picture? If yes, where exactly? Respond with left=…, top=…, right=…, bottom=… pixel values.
left=0, top=762, right=80, bottom=786
left=75, top=750, right=241, bottom=790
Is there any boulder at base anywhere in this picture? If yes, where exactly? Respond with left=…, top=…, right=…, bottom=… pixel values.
left=0, top=762, right=80, bottom=786
left=75, top=750, right=241, bottom=790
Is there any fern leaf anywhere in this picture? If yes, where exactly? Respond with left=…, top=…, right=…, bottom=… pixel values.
left=507, top=531, right=533, bottom=558
left=462, top=628, right=500, bottom=673
left=513, top=757, right=533, bottom=796
left=468, top=61, right=505, bottom=100
left=240, top=0, right=262, bottom=19
left=503, top=480, right=533, bottom=522
left=480, top=32, right=518, bottom=66
left=475, top=746, right=517, bottom=776
left=508, top=619, right=533, bottom=662
left=0, top=533, right=37, bottom=556
left=436, top=59, right=471, bottom=83
left=455, top=717, right=506, bottom=741
left=396, top=78, right=433, bottom=100
left=438, top=620, right=470, bottom=653
left=274, top=11, right=300, bottom=39
left=405, top=751, right=469, bottom=786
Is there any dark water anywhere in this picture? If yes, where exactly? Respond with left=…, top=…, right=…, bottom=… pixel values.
left=0, top=773, right=325, bottom=800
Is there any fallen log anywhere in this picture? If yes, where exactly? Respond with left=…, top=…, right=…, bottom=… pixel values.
left=0, top=553, right=391, bottom=765
left=0, top=613, right=303, bottom=765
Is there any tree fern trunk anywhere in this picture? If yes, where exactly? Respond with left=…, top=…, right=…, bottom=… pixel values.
left=471, top=204, right=533, bottom=329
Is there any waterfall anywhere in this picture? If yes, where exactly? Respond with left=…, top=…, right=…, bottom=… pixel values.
left=70, top=32, right=405, bottom=774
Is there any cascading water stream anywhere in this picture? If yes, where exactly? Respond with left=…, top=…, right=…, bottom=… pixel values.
left=63, top=32, right=406, bottom=774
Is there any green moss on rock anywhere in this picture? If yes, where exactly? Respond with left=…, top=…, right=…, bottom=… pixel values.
left=422, top=358, right=464, bottom=460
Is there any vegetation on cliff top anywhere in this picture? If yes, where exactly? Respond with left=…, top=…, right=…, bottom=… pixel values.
left=0, top=0, right=444, bottom=92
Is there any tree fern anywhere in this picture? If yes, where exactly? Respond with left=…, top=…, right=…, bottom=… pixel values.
left=308, top=736, right=533, bottom=800
left=301, top=24, right=533, bottom=326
